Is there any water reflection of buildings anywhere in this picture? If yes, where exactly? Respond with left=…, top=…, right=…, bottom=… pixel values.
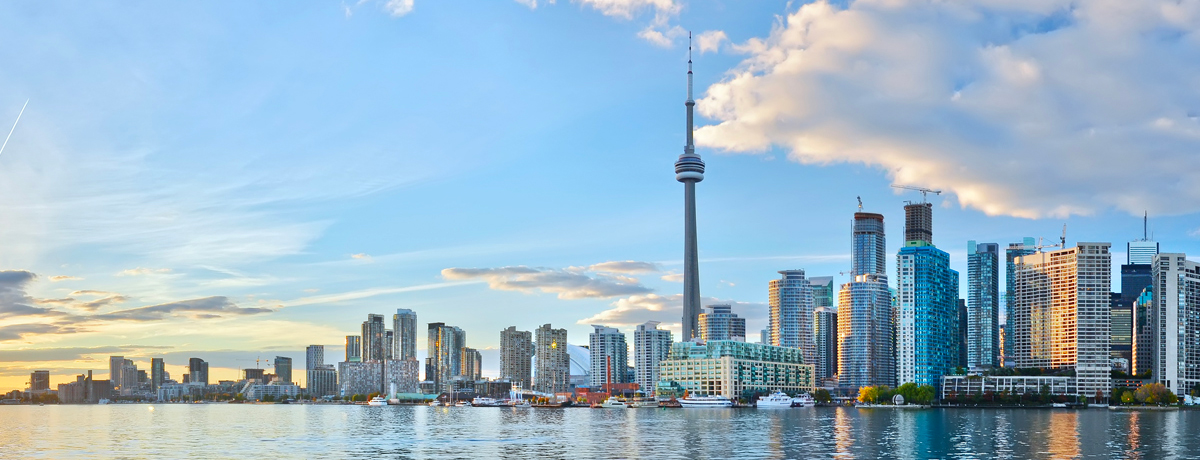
left=834, top=407, right=854, bottom=456
left=1046, top=412, right=1080, bottom=459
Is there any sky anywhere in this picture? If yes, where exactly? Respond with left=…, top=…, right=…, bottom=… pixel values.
left=1, top=0, right=1199, bottom=391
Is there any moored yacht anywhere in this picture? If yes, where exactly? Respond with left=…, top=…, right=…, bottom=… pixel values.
left=594, top=397, right=627, bottom=409
left=367, top=396, right=387, bottom=406
left=679, top=395, right=733, bottom=408
left=791, top=393, right=815, bottom=407
left=756, top=391, right=794, bottom=408
left=472, top=397, right=499, bottom=407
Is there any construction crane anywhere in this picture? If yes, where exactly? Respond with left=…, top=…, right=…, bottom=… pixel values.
left=856, top=196, right=863, bottom=211
left=891, top=185, right=942, bottom=204
left=1015, top=224, right=1069, bottom=252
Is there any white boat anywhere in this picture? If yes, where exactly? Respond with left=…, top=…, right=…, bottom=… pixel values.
left=472, top=397, right=499, bottom=407
left=595, top=397, right=627, bottom=409
left=510, top=399, right=531, bottom=408
left=628, top=397, right=658, bottom=408
left=455, top=401, right=469, bottom=407
left=757, top=391, right=795, bottom=408
left=367, top=396, right=387, bottom=406
left=791, top=393, right=815, bottom=407
left=429, top=400, right=443, bottom=407
left=679, top=395, right=733, bottom=408
left=1052, top=403, right=1068, bottom=408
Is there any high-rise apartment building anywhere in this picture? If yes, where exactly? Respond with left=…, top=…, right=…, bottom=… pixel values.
left=500, top=326, right=533, bottom=389
left=461, top=347, right=482, bottom=381
left=810, top=276, right=835, bottom=310
left=150, top=358, right=164, bottom=392
left=769, top=270, right=816, bottom=369
left=393, top=309, right=418, bottom=361
left=274, top=356, right=293, bottom=384
left=1152, top=253, right=1200, bottom=396
left=534, top=324, right=570, bottom=394
left=345, top=336, right=362, bottom=363
left=304, top=345, right=337, bottom=397
left=306, top=345, right=324, bottom=370
left=1132, top=286, right=1154, bottom=376
left=903, top=202, right=933, bottom=245
left=1012, top=243, right=1112, bottom=398
left=699, top=304, right=747, bottom=342
left=839, top=212, right=894, bottom=389
left=967, top=241, right=1000, bottom=368
left=897, top=240, right=959, bottom=387
left=188, top=358, right=209, bottom=386
left=109, top=356, right=125, bottom=393
left=957, top=299, right=968, bottom=368
left=813, top=307, right=838, bottom=384
left=362, top=314, right=388, bottom=362
left=29, top=370, right=49, bottom=391
left=589, top=325, right=630, bottom=389
left=1004, top=237, right=1036, bottom=365
left=426, top=323, right=465, bottom=392
left=634, top=321, right=672, bottom=396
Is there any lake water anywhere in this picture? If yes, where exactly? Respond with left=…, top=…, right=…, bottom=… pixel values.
left=2, top=405, right=1199, bottom=459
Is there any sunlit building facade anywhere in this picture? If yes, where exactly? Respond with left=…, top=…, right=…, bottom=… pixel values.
left=634, top=321, right=672, bottom=395
left=769, top=270, right=816, bottom=369
left=1151, top=253, right=1200, bottom=396
left=658, top=340, right=814, bottom=398
left=699, top=304, right=747, bottom=342
left=967, top=241, right=1000, bottom=368
left=839, top=212, right=894, bottom=389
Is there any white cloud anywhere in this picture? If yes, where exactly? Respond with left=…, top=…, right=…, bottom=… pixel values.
left=351, top=253, right=372, bottom=261
left=587, top=260, right=661, bottom=273
left=48, top=275, right=80, bottom=282
left=514, top=0, right=542, bottom=9
left=660, top=272, right=683, bottom=282
left=383, top=0, right=414, bottom=17
left=578, top=293, right=767, bottom=336
left=519, top=0, right=685, bottom=47
left=695, top=0, right=1200, bottom=219
left=695, top=30, right=727, bottom=53
left=117, top=267, right=172, bottom=277
left=442, top=265, right=654, bottom=299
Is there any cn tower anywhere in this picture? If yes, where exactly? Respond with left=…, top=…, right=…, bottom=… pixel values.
left=675, top=34, right=704, bottom=341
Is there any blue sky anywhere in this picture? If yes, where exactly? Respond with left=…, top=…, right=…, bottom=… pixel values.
left=1, top=0, right=1199, bottom=390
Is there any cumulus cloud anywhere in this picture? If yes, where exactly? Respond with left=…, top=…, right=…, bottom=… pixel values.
left=117, top=267, right=172, bottom=276
left=695, top=0, right=1200, bottom=218
left=587, top=260, right=661, bottom=274
left=519, top=0, right=685, bottom=47
left=660, top=272, right=684, bottom=282
left=383, top=0, right=414, bottom=17
left=351, top=253, right=372, bottom=261
left=95, top=296, right=274, bottom=322
left=579, top=293, right=767, bottom=331
left=442, top=265, right=654, bottom=299
left=695, top=30, right=727, bottom=53
left=49, top=275, right=80, bottom=282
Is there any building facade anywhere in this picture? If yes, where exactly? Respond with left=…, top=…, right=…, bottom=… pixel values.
left=813, top=307, right=838, bottom=384
left=500, top=326, right=533, bottom=389
left=967, top=241, right=1000, bottom=368
left=769, top=270, right=816, bottom=369
left=1004, top=237, right=1036, bottom=365
left=150, top=358, right=164, bottom=393
left=896, top=241, right=960, bottom=387
left=394, top=309, right=418, bottom=361
left=699, top=304, right=747, bottom=342
left=1011, top=243, right=1112, bottom=398
left=427, top=323, right=465, bottom=393
left=461, top=347, right=482, bottom=381
left=657, top=340, right=815, bottom=398
left=362, top=314, right=388, bottom=362
left=345, top=336, right=362, bottom=363
left=1152, top=253, right=1200, bottom=396
left=274, top=356, right=292, bottom=384
left=534, top=324, right=570, bottom=394
left=589, top=325, right=630, bottom=388
left=1132, top=286, right=1154, bottom=376
left=634, top=321, right=672, bottom=396
left=839, top=211, right=894, bottom=389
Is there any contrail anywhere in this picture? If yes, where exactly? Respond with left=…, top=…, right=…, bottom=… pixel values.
left=0, top=99, right=29, bottom=158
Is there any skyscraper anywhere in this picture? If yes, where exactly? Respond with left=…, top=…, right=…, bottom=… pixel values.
left=393, top=309, right=418, bottom=361
left=362, top=314, right=387, bottom=362
left=769, top=270, right=816, bottom=369
left=150, top=358, right=164, bottom=393
left=1117, top=222, right=1156, bottom=365
left=29, top=370, right=49, bottom=391
left=188, top=358, right=209, bottom=386
left=813, top=307, right=838, bottom=384
left=903, top=202, right=933, bottom=245
left=897, top=239, right=959, bottom=388
left=306, top=344, right=339, bottom=397
left=461, top=347, right=482, bottom=381
left=1133, top=286, right=1154, bottom=376
left=634, top=321, right=672, bottom=396
left=345, top=336, right=362, bottom=363
left=676, top=38, right=705, bottom=341
left=534, top=324, right=570, bottom=394
left=306, top=345, right=325, bottom=371
left=427, top=323, right=465, bottom=393
left=1012, top=243, right=1112, bottom=398
left=109, top=356, right=125, bottom=392
left=809, top=276, right=835, bottom=310
left=274, top=356, right=293, bottom=384
left=500, top=326, right=533, bottom=389
left=589, top=325, right=630, bottom=388
left=1129, top=214, right=1159, bottom=265
left=967, top=241, right=1000, bottom=368
left=698, top=304, right=747, bottom=342
left=1004, top=237, right=1036, bottom=365
left=1151, top=253, right=1200, bottom=396
left=838, top=212, right=894, bottom=389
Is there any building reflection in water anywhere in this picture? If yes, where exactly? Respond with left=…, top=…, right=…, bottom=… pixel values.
left=1046, top=411, right=1080, bottom=459
left=834, top=407, right=853, bottom=457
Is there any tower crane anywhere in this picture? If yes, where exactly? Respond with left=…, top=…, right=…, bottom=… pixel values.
left=890, top=185, right=942, bottom=204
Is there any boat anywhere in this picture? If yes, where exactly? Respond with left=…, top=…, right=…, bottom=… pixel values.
left=628, top=397, right=658, bottom=408
left=455, top=400, right=469, bottom=407
left=594, top=397, right=627, bottom=409
left=756, top=391, right=795, bottom=408
left=679, top=395, right=733, bottom=408
left=367, top=396, right=387, bottom=406
left=1052, top=402, right=1068, bottom=408
left=429, top=400, right=443, bottom=407
left=472, top=397, right=499, bottom=407
left=510, top=399, right=531, bottom=408
left=792, top=393, right=815, bottom=407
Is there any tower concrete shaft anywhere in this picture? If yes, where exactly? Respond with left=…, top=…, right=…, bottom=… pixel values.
left=676, top=35, right=704, bottom=341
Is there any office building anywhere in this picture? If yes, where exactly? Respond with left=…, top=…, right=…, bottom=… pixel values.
left=676, top=46, right=705, bottom=341
left=150, top=358, right=164, bottom=392
left=1129, top=214, right=1158, bottom=265
left=810, top=276, right=835, bottom=310
left=534, top=324, right=570, bottom=394
left=658, top=341, right=815, bottom=398
left=839, top=211, right=894, bottom=389
left=967, top=241, right=1001, bottom=368
left=1012, top=243, right=1112, bottom=398
left=589, top=325, right=629, bottom=388
left=29, top=370, right=49, bottom=392
left=427, top=323, right=465, bottom=393
left=699, top=304, right=747, bottom=342
left=188, top=358, right=209, bottom=386
left=768, top=270, right=816, bottom=370
left=634, top=321, right=672, bottom=396
left=393, top=309, right=418, bottom=361
left=814, top=307, right=838, bottom=384
left=1152, top=253, right=1200, bottom=396
left=274, top=356, right=293, bottom=384
left=362, top=314, right=388, bottom=362
left=1132, top=286, right=1154, bottom=376
left=500, top=326, right=533, bottom=388
left=1004, top=237, right=1036, bottom=364
left=345, top=336, right=362, bottom=363
left=897, top=240, right=960, bottom=387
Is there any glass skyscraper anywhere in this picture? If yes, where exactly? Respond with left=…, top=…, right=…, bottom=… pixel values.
left=897, top=241, right=959, bottom=387
left=967, top=241, right=1000, bottom=368
left=768, top=270, right=815, bottom=367
left=1003, top=237, right=1035, bottom=366
left=393, top=309, right=418, bottom=361
left=838, top=212, right=894, bottom=389
left=699, top=304, right=747, bottom=341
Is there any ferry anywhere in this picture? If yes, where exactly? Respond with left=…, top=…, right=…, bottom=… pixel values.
left=679, top=395, right=733, bottom=408
left=756, top=391, right=795, bottom=408
left=628, top=397, right=658, bottom=408
left=792, top=393, right=815, bottom=407
left=367, top=396, right=387, bottom=406
left=594, top=397, right=627, bottom=409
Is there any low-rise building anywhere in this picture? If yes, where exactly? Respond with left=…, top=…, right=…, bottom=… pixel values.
left=941, top=375, right=1075, bottom=397
left=657, top=340, right=814, bottom=399
left=243, top=382, right=301, bottom=400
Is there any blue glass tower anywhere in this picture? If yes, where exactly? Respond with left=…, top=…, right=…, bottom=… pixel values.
left=897, top=241, right=959, bottom=387
left=967, top=241, right=1000, bottom=368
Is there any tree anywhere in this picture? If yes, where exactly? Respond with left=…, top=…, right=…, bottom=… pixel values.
left=1121, top=392, right=1135, bottom=404
left=262, top=395, right=276, bottom=403
left=813, top=388, right=832, bottom=404
left=1134, top=383, right=1175, bottom=405
left=858, top=385, right=891, bottom=404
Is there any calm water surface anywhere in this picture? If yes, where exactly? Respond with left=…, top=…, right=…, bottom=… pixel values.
left=2, top=405, right=1198, bottom=459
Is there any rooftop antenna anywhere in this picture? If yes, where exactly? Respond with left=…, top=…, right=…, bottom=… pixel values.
left=1144, top=211, right=1148, bottom=240
left=0, top=99, right=28, bottom=158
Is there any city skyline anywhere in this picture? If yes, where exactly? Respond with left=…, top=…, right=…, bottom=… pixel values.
left=2, top=1, right=1200, bottom=393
